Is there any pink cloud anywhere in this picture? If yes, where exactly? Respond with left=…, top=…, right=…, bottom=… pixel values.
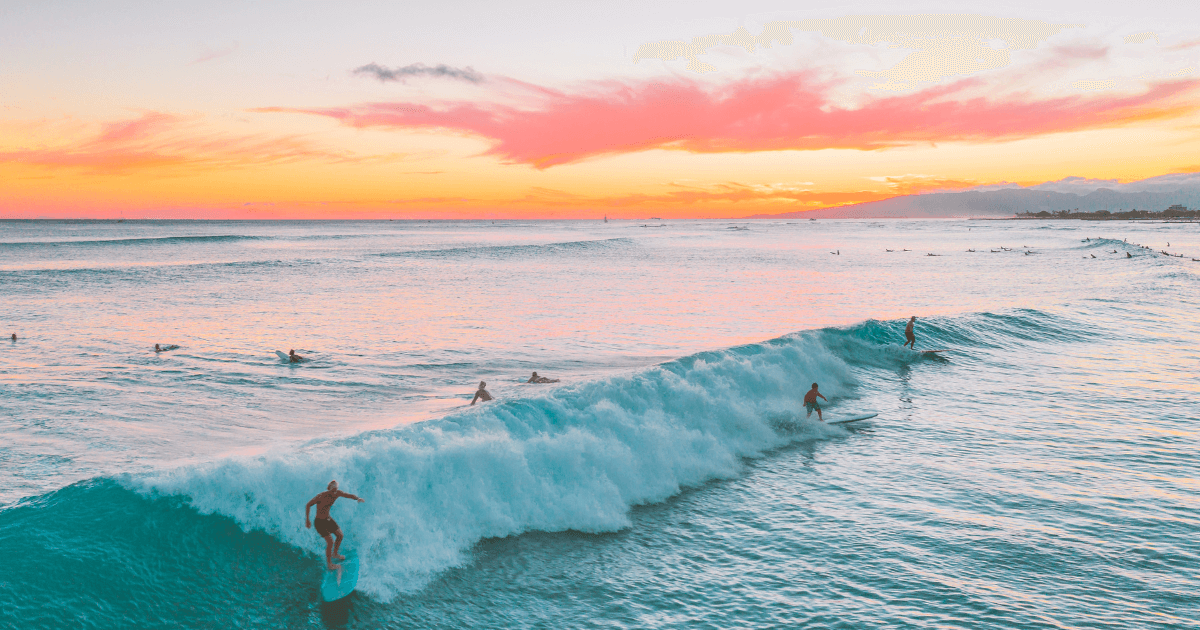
left=0, top=111, right=377, bottom=174
left=259, top=73, right=1200, bottom=168
left=1167, top=38, right=1200, bottom=51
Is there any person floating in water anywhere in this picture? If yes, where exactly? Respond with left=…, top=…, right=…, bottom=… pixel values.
left=527, top=371, right=559, bottom=384
left=904, top=316, right=917, bottom=349
left=804, top=383, right=827, bottom=422
left=470, top=381, right=493, bottom=405
left=154, top=344, right=162, bottom=352
left=305, top=481, right=365, bottom=571
left=10, top=333, right=15, bottom=342
left=289, top=349, right=304, bottom=363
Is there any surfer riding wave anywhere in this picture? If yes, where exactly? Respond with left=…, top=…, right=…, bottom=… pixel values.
left=304, top=481, right=365, bottom=571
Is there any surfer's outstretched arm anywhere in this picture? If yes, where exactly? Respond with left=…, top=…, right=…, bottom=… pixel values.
left=337, top=491, right=365, bottom=503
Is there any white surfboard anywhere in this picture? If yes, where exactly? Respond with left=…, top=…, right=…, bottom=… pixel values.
left=827, top=412, right=879, bottom=425
left=275, top=350, right=290, bottom=362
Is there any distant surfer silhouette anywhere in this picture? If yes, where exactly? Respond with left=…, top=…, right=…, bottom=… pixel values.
left=10, top=333, right=15, bottom=342
left=904, top=316, right=917, bottom=349
left=305, top=481, right=365, bottom=571
left=527, top=371, right=559, bottom=384
left=289, top=349, right=304, bottom=363
left=804, top=383, right=827, bottom=422
left=470, top=381, right=493, bottom=405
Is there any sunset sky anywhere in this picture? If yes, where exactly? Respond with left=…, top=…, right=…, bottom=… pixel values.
left=2, top=0, right=1198, bottom=219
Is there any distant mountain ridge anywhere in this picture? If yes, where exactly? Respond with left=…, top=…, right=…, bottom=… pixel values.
left=747, top=172, right=1200, bottom=219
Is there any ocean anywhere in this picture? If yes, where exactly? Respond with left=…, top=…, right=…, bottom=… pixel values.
left=1, top=218, right=1197, bottom=629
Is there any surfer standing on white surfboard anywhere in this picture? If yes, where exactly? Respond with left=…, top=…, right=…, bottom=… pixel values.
left=305, top=481, right=364, bottom=571
left=904, top=316, right=917, bottom=349
left=804, top=383, right=827, bottom=422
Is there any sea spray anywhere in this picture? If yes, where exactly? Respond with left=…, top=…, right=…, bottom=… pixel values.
left=129, top=332, right=857, bottom=598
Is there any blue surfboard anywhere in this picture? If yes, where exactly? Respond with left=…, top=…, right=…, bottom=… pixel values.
left=320, top=553, right=359, bottom=602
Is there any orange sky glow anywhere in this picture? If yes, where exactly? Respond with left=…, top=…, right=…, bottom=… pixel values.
left=2, top=5, right=1199, bottom=219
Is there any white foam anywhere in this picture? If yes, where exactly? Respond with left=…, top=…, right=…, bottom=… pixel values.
left=131, top=334, right=854, bottom=599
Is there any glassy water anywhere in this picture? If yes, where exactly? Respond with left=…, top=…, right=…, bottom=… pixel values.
left=1, top=219, right=1197, bottom=629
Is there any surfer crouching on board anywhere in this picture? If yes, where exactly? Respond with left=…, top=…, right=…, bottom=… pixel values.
left=470, top=381, right=493, bottom=405
left=804, top=383, right=827, bottom=422
left=904, top=316, right=917, bottom=349
left=305, top=481, right=365, bottom=571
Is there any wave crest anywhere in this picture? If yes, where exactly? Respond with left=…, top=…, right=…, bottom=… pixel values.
left=131, top=332, right=855, bottom=598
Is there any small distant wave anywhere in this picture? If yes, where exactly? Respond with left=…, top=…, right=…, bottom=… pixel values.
left=0, top=234, right=265, bottom=249
left=1077, top=237, right=1135, bottom=251
left=376, top=237, right=634, bottom=259
left=0, top=257, right=320, bottom=277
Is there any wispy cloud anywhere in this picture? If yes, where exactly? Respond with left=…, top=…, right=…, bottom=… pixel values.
left=258, top=73, right=1200, bottom=169
left=0, top=111, right=374, bottom=174
left=1167, top=38, right=1200, bottom=51
left=190, top=42, right=239, bottom=65
left=354, top=62, right=484, bottom=84
left=867, top=174, right=984, bottom=195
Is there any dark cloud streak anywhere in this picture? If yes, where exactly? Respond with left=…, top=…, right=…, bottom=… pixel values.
left=354, top=62, right=484, bottom=84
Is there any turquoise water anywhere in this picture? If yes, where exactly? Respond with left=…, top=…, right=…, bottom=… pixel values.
left=1, top=219, right=1197, bottom=628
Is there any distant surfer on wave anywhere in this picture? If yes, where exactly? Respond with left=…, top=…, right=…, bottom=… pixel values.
left=470, top=381, right=493, bottom=405
left=527, top=371, right=559, bottom=384
left=804, top=383, right=827, bottom=422
left=904, top=316, right=917, bottom=350
left=305, top=481, right=365, bottom=571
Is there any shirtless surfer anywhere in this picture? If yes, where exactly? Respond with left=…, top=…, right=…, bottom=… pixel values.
left=904, top=316, right=917, bottom=350
left=527, top=371, right=559, bottom=384
left=288, top=349, right=304, bottom=363
left=804, top=383, right=827, bottom=422
left=304, top=481, right=365, bottom=571
left=470, top=381, right=493, bottom=405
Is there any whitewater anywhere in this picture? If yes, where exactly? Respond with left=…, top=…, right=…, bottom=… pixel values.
left=1, top=219, right=1197, bottom=629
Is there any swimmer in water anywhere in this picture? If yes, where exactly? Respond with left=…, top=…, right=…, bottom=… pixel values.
left=289, top=349, right=304, bottom=363
left=470, top=381, right=493, bottom=405
left=10, top=333, right=15, bottom=342
left=527, top=371, right=559, bottom=384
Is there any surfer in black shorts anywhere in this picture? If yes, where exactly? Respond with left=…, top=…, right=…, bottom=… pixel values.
left=305, top=481, right=365, bottom=571
left=904, top=316, right=917, bottom=349
left=804, top=383, right=827, bottom=422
